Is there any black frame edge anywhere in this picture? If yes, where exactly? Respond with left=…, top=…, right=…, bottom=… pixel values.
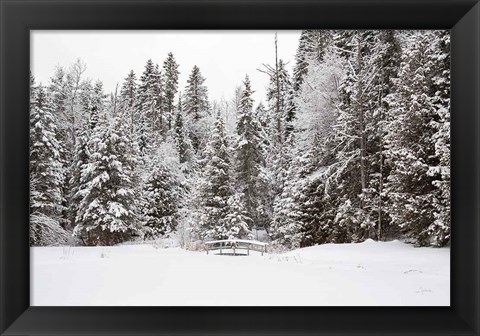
left=451, top=2, right=480, bottom=333
left=1, top=0, right=31, bottom=334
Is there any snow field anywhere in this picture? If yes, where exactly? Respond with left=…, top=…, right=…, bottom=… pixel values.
left=31, top=239, right=449, bottom=306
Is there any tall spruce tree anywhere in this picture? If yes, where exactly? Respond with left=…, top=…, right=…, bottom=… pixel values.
left=293, top=30, right=333, bottom=93
left=30, top=84, right=65, bottom=218
left=30, top=83, right=68, bottom=244
left=235, top=76, right=265, bottom=230
left=173, top=94, right=192, bottom=165
left=162, top=52, right=180, bottom=129
left=119, top=70, right=138, bottom=137
left=427, top=31, right=451, bottom=246
left=327, top=31, right=384, bottom=241
left=137, top=59, right=164, bottom=152
left=265, top=59, right=294, bottom=145
left=142, top=163, right=180, bottom=238
left=73, top=109, right=140, bottom=246
left=199, top=113, right=237, bottom=239
left=384, top=31, right=445, bottom=246
left=183, top=65, right=210, bottom=152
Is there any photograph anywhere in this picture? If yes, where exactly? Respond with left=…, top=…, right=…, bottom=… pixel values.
left=29, top=30, right=450, bottom=306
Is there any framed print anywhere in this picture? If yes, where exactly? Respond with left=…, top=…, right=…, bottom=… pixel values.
left=1, top=0, right=479, bottom=335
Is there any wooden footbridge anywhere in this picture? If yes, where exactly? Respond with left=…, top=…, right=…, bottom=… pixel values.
left=204, top=239, right=268, bottom=256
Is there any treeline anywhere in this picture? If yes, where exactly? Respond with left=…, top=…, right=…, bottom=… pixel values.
left=29, top=30, right=450, bottom=248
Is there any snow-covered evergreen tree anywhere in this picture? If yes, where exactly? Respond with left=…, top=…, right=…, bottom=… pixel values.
left=293, top=30, right=333, bottom=93
left=269, top=152, right=303, bottom=248
left=198, top=112, right=251, bottom=239
left=68, top=106, right=101, bottom=230
left=30, top=83, right=67, bottom=244
left=136, top=59, right=163, bottom=152
left=183, top=65, right=210, bottom=152
left=73, top=110, right=140, bottom=245
left=162, top=52, right=180, bottom=129
left=172, top=94, right=192, bottom=167
left=234, top=76, right=265, bottom=230
left=427, top=31, right=451, bottom=246
left=265, top=59, right=294, bottom=144
left=327, top=31, right=385, bottom=241
left=119, top=70, right=138, bottom=137
left=384, top=31, right=447, bottom=246
left=224, top=193, right=252, bottom=240
left=30, top=85, right=65, bottom=218
left=142, top=163, right=180, bottom=238
left=48, top=66, right=69, bottom=143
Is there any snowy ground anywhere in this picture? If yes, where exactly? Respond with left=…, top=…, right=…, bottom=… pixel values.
left=31, top=240, right=449, bottom=306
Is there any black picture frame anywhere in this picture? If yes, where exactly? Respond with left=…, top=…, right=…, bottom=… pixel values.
left=1, top=0, right=479, bottom=335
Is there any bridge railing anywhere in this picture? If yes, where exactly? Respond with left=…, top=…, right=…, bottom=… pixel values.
left=204, top=239, right=268, bottom=256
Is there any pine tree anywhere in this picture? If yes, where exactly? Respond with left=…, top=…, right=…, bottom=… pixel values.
left=384, top=31, right=444, bottom=246
left=137, top=59, right=163, bottom=152
left=293, top=30, right=333, bottom=93
left=30, top=85, right=65, bottom=218
left=30, top=84, right=67, bottom=244
left=48, top=66, right=69, bottom=143
left=173, top=94, right=192, bottom=165
left=73, top=111, right=140, bottom=246
left=234, top=76, right=265, bottom=230
left=119, top=70, right=138, bottom=137
left=183, top=65, right=210, bottom=152
left=363, top=30, right=402, bottom=240
left=265, top=59, right=294, bottom=144
left=295, top=172, right=339, bottom=245
left=68, top=106, right=101, bottom=229
left=427, top=31, right=451, bottom=246
left=270, top=152, right=303, bottom=248
left=327, top=31, right=385, bottom=241
left=142, top=163, right=180, bottom=238
left=162, top=52, right=180, bottom=129
left=224, top=193, right=252, bottom=240
left=199, top=112, right=237, bottom=239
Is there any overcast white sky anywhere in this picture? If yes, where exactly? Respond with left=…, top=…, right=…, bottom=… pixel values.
left=31, top=31, right=301, bottom=104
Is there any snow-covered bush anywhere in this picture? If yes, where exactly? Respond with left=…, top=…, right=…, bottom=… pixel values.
left=30, top=213, right=73, bottom=246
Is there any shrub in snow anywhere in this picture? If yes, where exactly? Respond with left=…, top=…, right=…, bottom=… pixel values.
left=30, top=213, right=73, bottom=246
